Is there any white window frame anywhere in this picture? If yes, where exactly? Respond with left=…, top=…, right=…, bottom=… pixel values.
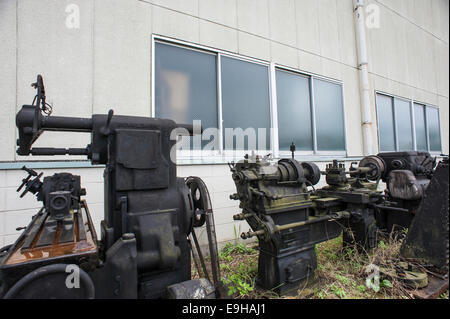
left=151, top=35, right=348, bottom=162
left=375, top=91, right=442, bottom=155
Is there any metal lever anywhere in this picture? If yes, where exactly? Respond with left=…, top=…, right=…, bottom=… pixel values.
left=290, top=142, right=296, bottom=159
left=100, top=109, right=114, bottom=135
left=16, top=166, right=38, bottom=192
left=20, top=172, right=43, bottom=198
left=30, top=147, right=89, bottom=156
left=16, top=166, right=44, bottom=198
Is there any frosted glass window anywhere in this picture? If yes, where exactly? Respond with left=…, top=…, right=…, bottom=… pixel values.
left=414, top=103, right=427, bottom=151
left=427, top=107, right=441, bottom=152
left=395, top=99, right=413, bottom=150
left=155, top=42, right=218, bottom=149
left=221, top=57, right=271, bottom=150
left=376, top=94, right=396, bottom=152
left=276, top=70, right=313, bottom=151
left=313, top=79, right=345, bottom=151
left=377, top=92, right=441, bottom=153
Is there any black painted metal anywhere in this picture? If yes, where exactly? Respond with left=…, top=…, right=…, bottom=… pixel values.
left=359, top=151, right=437, bottom=232
left=186, top=176, right=222, bottom=297
left=400, top=157, right=449, bottom=270
left=315, top=160, right=383, bottom=251
left=1, top=75, right=217, bottom=299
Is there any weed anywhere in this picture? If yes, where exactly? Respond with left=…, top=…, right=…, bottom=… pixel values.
left=220, top=242, right=256, bottom=257
left=218, top=242, right=259, bottom=298
left=222, top=272, right=254, bottom=296
left=357, top=285, right=367, bottom=293
left=381, top=279, right=393, bottom=288
left=438, top=291, right=449, bottom=299
left=233, top=224, right=241, bottom=244
left=335, top=274, right=351, bottom=286
left=316, top=290, right=326, bottom=299
left=330, top=284, right=347, bottom=299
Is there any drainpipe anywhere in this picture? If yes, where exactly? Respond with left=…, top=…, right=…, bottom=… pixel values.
left=353, top=0, right=373, bottom=156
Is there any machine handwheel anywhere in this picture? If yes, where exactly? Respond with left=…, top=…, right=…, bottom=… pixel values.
left=185, top=177, right=223, bottom=297
left=301, top=161, right=321, bottom=186
left=359, top=155, right=386, bottom=181
left=186, top=177, right=211, bottom=228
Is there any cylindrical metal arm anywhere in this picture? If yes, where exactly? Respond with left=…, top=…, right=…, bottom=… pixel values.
left=40, top=115, right=93, bottom=132
left=30, top=147, right=89, bottom=156
left=171, top=123, right=203, bottom=136
left=240, top=211, right=350, bottom=239
left=274, top=211, right=349, bottom=232
left=241, top=229, right=265, bottom=240
left=232, top=212, right=254, bottom=220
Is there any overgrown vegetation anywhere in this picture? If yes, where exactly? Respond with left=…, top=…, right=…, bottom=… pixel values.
left=219, top=242, right=258, bottom=297
left=311, top=233, right=409, bottom=299
left=207, top=231, right=449, bottom=299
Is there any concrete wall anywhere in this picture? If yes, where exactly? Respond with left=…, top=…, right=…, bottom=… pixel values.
left=366, top=0, right=449, bottom=153
left=0, top=0, right=448, bottom=246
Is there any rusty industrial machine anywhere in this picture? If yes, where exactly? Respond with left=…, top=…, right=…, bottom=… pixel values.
left=357, top=151, right=438, bottom=232
left=230, top=148, right=448, bottom=296
left=313, top=160, right=382, bottom=252
left=229, top=153, right=384, bottom=295
left=353, top=152, right=448, bottom=293
left=0, top=75, right=220, bottom=299
left=359, top=153, right=449, bottom=293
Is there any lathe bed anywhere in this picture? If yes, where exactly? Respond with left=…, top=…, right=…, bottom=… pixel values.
left=2, top=201, right=98, bottom=267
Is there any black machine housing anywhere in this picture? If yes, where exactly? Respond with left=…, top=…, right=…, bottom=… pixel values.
left=0, top=75, right=215, bottom=299
left=314, top=160, right=383, bottom=252
left=358, top=151, right=437, bottom=232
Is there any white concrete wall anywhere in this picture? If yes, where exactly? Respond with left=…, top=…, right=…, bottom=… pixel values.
left=366, top=0, right=449, bottom=153
left=0, top=0, right=448, bottom=246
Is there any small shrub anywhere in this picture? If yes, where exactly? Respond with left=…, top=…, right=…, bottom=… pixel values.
left=219, top=242, right=258, bottom=297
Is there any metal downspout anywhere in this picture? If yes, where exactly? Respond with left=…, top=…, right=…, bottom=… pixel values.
left=354, top=0, right=374, bottom=156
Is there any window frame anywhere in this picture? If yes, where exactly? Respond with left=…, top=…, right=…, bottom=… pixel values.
left=152, top=35, right=348, bottom=161
left=219, top=54, right=273, bottom=159
left=425, top=104, right=443, bottom=153
left=153, top=40, right=220, bottom=159
left=274, top=65, right=347, bottom=158
left=375, top=90, right=442, bottom=154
